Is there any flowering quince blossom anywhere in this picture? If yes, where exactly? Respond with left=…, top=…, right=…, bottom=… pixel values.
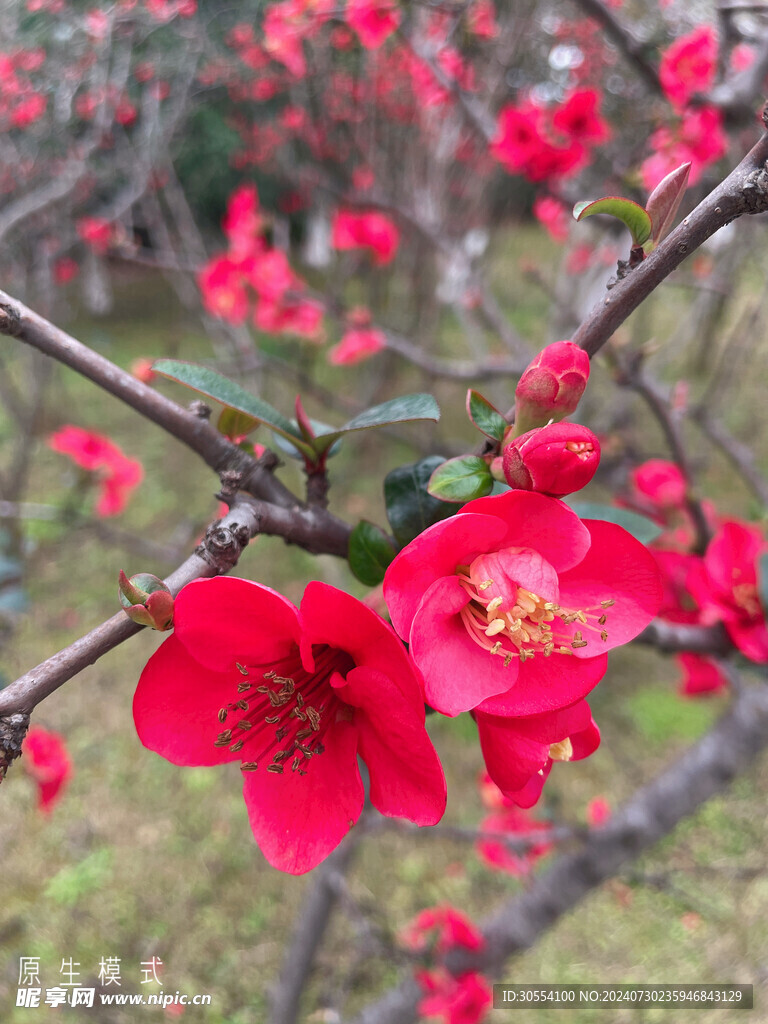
left=133, top=577, right=446, bottom=874
left=383, top=490, right=662, bottom=718
left=586, top=795, right=611, bottom=826
left=22, top=726, right=72, bottom=813
left=345, top=0, right=401, bottom=49
left=659, top=25, right=718, bottom=109
left=688, top=520, right=768, bottom=662
left=630, top=459, right=687, bottom=514
left=532, top=195, right=569, bottom=242
left=328, top=326, right=386, bottom=365
left=491, top=103, right=584, bottom=183
left=415, top=968, right=492, bottom=1024
left=502, top=422, right=601, bottom=497
left=551, top=88, right=610, bottom=144
left=475, top=699, right=600, bottom=806
left=331, top=209, right=400, bottom=265
left=400, top=904, right=484, bottom=955
left=48, top=425, right=144, bottom=517
left=475, top=772, right=552, bottom=875
left=676, top=652, right=729, bottom=697
left=514, top=340, right=590, bottom=434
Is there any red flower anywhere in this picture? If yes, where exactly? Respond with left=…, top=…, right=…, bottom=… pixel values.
left=659, top=25, right=718, bottom=109
left=332, top=209, right=400, bottom=265
left=400, top=905, right=484, bottom=955
left=76, top=216, right=113, bottom=254
left=677, top=652, right=728, bottom=697
left=630, top=459, right=687, bottom=513
left=383, top=490, right=662, bottom=717
left=475, top=699, right=600, bottom=806
left=328, top=326, right=386, bottom=365
left=416, top=969, right=492, bottom=1024
left=133, top=577, right=446, bottom=874
left=552, top=88, right=610, bottom=144
left=688, top=520, right=768, bottom=662
left=532, top=196, right=569, bottom=242
left=23, top=727, right=71, bottom=813
left=48, top=425, right=143, bottom=517
left=475, top=777, right=553, bottom=876
left=502, top=422, right=600, bottom=497
left=586, top=795, right=611, bottom=826
left=491, top=104, right=584, bottom=183
left=346, top=0, right=401, bottom=49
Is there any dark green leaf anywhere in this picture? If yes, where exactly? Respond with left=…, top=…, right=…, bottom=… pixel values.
left=428, top=456, right=493, bottom=503
left=153, top=360, right=315, bottom=457
left=573, top=196, right=652, bottom=246
left=384, top=456, right=457, bottom=547
left=310, top=394, right=440, bottom=455
left=567, top=501, right=662, bottom=544
left=348, top=521, right=397, bottom=586
left=466, top=390, right=508, bottom=443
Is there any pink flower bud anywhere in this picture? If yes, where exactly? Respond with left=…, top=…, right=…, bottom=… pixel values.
left=514, top=340, right=590, bottom=434
left=119, top=570, right=174, bottom=630
left=502, top=422, right=600, bottom=497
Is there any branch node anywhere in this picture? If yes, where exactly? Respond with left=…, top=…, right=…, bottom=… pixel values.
left=188, top=400, right=212, bottom=420
left=0, top=302, right=23, bottom=338
left=0, top=713, right=30, bottom=781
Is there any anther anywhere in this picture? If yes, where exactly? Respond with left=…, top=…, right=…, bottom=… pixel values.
left=241, top=762, right=259, bottom=772
left=490, top=641, right=502, bottom=655
left=236, top=663, right=249, bottom=676
left=267, top=764, right=284, bottom=774
left=503, top=653, right=514, bottom=667
left=214, top=730, right=232, bottom=746
left=478, top=579, right=494, bottom=590
left=486, top=596, right=503, bottom=613
left=485, top=618, right=506, bottom=636
left=218, top=709, right=228, bottom=723
left=601, top=599, right=615, bottom=608
left=236, top=700, right=249, bottom=711
left=237, top=682, right=252, bottom=693
left=598, top=614, right=607, bottom=625
left=236, top=720, right=253, bottom=730
left=230, top=740, right=244, bottom=753
left=265, top=714, right=280, bottom=724
left=306, top=707, right=321, bottom=731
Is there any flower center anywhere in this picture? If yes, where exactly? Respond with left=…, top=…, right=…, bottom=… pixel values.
left=455, top=547, right=614, bottom=666
left=733, top=582, right=761, bottom=618
left=565, top=440, right=595, bottom=460
left=212, top=646, right=354, bottom=777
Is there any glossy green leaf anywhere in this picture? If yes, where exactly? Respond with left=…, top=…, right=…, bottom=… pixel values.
left=384, top=456, right=457, bottom=548
left=310, top=393, right=441, bottom=456
left=573, top=196, right=652, bottom=246
left=153, top=360, right=315, bottom=458
left=428, top=455, right=493, bottom=503
left=348, top=520, right=397, bottom=586
left=466, top=390, right=508, bottom=443
left=566, top=501, right=662, bottom=545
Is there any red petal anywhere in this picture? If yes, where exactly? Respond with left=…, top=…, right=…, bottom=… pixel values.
left=334, top=665, right=446, bottom=825
left=242, top=715, right=363, bottom=874
left=409, top=576, right=520, bottom=715
left=133, top=634, right=239, bottom=766
left=460, top=491, right=592, bottom=572
left=476, top=649, right=607, bottom=716
left=173, top=577, right=300, bottom=671
left=383, top=513, right=508, bottom=641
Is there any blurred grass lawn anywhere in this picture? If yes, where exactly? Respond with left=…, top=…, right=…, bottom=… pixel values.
left=2, top=225, right=768, bottom=1023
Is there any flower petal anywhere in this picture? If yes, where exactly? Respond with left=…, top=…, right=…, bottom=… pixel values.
left=409, top=576, right=521, bottom=715
left=460, top=491, right=592, bottom=573
left=383, top=513, right=509, bottom=641
left=242, top=715, right=364, bottom=874
left=475, top=649, right=607, bottom=716
left=334, top=665, right=446, bottom=825
left=173, top=577, right=301, bottom=672
left=133, top=634, right=240, bottom=766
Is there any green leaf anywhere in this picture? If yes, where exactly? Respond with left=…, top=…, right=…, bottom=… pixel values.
left=384, top=456, right=457, bottom=547
left=310, top=394, right=440, bottom=455
left=348, top=521, right=397, bottom=586
left=217, top=407, right=261, bottom=440
left=757, top=552, right=768, bottom=617
left=153, top=360, right=315, bottom=458
left=573, top=196, right=652, bottom=246
left=466, top=390, right=508, bottom=443
left=566, top=501, right=662, bottom=545
left=428, top=456, right=493, bottom=503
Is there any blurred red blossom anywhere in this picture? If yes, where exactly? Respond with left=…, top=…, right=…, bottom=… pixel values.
left=22, top=726, right=72, bottom=813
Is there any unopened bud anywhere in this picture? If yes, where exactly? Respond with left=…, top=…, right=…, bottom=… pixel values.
left=514, top=340, right=590, bottom=434
left=118, top=570, right=174, bottom=630
left=502, top=422, right=600, bottom=497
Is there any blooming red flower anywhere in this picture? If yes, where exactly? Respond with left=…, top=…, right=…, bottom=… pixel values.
left=328, top=326, right=386, bottom=365
left=491, top=103, right=584, bottom=183
left=688, top=520, right=768, bottom=662
left=383, top=490, right=662, bottom=717
left=416, top=969, right=492, bottom=1024
left=133, top=577, right=446, bottom=874
left=532, top=195, right=569, bottom=242
left=332, top=209, right=400, bottom=265
left=346, top=0, right=401, bottom=49
left=475, top=699, right=600, bottom=806
left=475, top=776, right=553, bottom=876
left=22, top=726, right=72, bottom=813
left=552, top=88, right=610, bottom=144
left=514, top=340, right=590, bottom=434
left=677, top=652, right=728, bottom=697
left=659, top=25, right=718, bottom=109
left=48, top=425, right=144, bottom=517
left=502, top=422, right=600, bottom=497
left=400, top=904, right=484, bottom=955
left=630, top=459, right=687, bottom=513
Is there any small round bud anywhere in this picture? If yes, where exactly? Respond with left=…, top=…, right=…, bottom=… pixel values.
left=502, top=422, right=600, bottom=497
left=514, top=340, right=590, bottom=435
left=118, top=570, right=174, bottom=630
